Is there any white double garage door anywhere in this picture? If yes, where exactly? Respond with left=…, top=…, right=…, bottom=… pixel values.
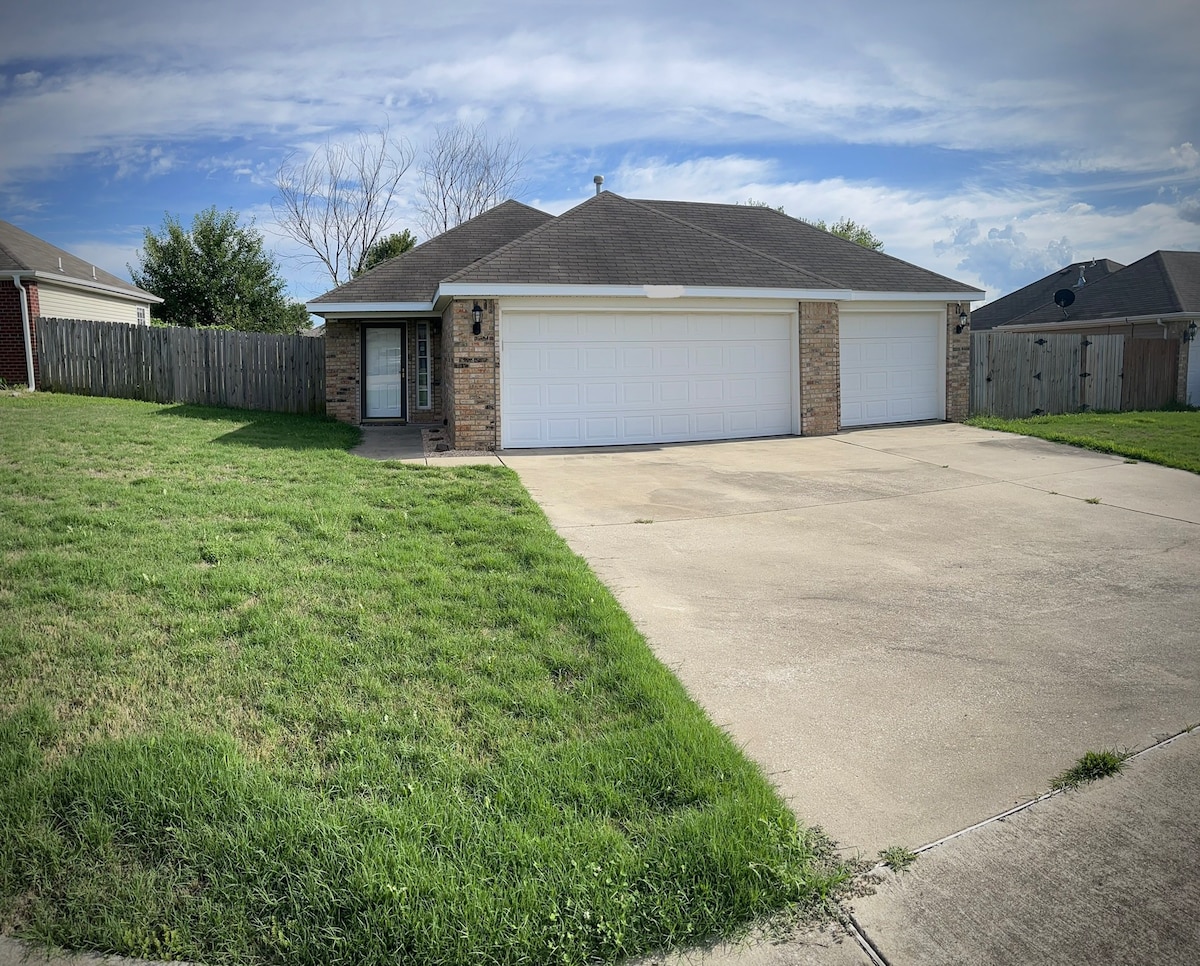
left=500, top=306, right=944, bottom=448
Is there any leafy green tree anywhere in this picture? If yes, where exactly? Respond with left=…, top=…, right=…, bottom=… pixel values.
left=353, top=229, right=417, bottom=277
left=130, top=208, right=312, bottom=333
left=808, top=217, right=885, bottom=252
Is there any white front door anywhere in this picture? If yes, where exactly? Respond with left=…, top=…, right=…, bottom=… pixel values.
left=501, top=309, right=797, bottom=448
left=365, top=326, right=405, bottom=419
left=840, top=311, right=943, bottom=427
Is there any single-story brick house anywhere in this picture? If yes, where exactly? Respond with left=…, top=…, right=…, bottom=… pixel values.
left=308, top=192, right=984, bottom=449
left=979, top=251, right=1198, bottom=406
left=1, top=219, right=162, bottom=388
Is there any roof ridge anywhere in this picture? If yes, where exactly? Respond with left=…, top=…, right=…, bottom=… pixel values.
left=619, top=197, right=842, bottom=288
left=405, top=199, right=544, bottom=254
left=642, top=199, right=979, bottom=291
left=438, top=194, right=610, bottom=285
left=1152, top=251, right=1188, bottom=307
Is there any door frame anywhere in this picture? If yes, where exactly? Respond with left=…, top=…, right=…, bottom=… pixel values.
left=361, top=322, right=407, bottom=421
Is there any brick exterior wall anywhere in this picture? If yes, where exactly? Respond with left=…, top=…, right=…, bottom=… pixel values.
left=404, top=320, right=444, bottom=425
left=0, top=280, right=39, bottom=386
left=444, top=299, right=499, bottom=450
left=324, top=320, right=361, bottom=423
left=946, top=302, right=971, bottom=422
left=798, top=300, right=839, bottom=436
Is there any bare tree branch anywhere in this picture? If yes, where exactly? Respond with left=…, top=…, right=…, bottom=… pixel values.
left=416, top=123, right=526, bottom=238
left=272, top=123, right=414, bottom=286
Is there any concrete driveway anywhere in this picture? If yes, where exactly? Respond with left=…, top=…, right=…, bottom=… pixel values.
left=502, top=423, right=1200, bottom=854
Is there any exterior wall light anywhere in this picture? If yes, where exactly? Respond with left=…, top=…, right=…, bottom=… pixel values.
left=1185, top=321, right=1197, bottom=342
left=955, top=304, right=969, bottom=334
left=472, top=302, right=483, bottom=335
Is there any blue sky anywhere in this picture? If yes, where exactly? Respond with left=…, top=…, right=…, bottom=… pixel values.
left=2, top=0, right=1198, bottom=309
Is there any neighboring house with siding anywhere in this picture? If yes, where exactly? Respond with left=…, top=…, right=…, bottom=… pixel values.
left=0, top=219, right=162, bottom=387
left=308, top=192, right=984, bottom=450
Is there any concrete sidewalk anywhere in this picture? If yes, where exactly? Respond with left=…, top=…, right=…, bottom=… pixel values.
left=638, top=730, right=1200, bottom=966
left=351, top=425, right=505, bottom=466
left=849, top=729, right=1200, bottom=965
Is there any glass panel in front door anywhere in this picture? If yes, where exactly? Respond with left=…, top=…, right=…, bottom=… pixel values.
left=365, top=327, right=405, bottom=418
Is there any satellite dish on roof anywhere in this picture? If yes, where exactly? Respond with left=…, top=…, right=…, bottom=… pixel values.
left=1054, top=288, right=1075, bottom=316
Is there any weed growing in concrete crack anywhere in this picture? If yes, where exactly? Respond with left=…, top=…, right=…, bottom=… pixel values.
left=1085, top=497, right=1101, bottom=504
left=1050, top=749, right=1127, bottom=791
left=878, top=846, right=917, bottom=872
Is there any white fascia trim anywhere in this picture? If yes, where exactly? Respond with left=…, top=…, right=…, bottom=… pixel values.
left=306, top=301, right=435, bottom=317
left=31, top=271, right=164, bottom=303
left=841, top=290, right=984, bottom=302
left=999, top=312, right=1197, bottom=331
left=438, top=283, right=853, bottom=301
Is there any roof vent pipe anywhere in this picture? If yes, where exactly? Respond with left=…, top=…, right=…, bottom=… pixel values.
left=593, top=174, right=604, bottom=196
left=57, top=257, right=64, bottom=272
left=1075, top=265, right=1086, bottom=287
left=92, top=266, right=97, bottom=279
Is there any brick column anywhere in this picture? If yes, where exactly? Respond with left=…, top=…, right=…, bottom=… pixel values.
left=324, top=321, right=361, bottom=423
left=445, top=299, right=499, bottom=450
left=0, top=280, right=39, bottom=387
left=799, top=300, right=839, bottom=436
left=946, top=303, right=971, bottom=421
left=1173, top=324, right=1190, bottom=404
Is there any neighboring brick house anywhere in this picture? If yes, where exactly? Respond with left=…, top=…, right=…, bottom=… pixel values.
left=0, top=220, right=162, bottom=387
left=982, top=251, right=1200, bottom=406
left=308, top=193, right=983, bottom=450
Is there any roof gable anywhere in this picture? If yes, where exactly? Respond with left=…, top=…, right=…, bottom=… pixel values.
left=1001, top=251, right=1200, bottom=327
left=971, top=259, right=1126, bottom=330
left=0, top=219, right=156, bottom=300
left=309, top=200, right=552, bottom=304
left=444, top=192, right=840, bottom=290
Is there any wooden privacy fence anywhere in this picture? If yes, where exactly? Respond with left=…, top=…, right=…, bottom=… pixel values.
left=971, top=331, right=1178, bottom=417
left=36, top=318, right=325, bottom=415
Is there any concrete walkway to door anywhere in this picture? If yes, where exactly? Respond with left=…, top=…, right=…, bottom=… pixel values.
left=501, top=423, right=1200, bottom=854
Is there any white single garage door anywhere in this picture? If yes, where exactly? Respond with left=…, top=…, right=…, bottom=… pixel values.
left=840, top=311, right=942, bottom=427
left=501, top=310, right=796, bottom=448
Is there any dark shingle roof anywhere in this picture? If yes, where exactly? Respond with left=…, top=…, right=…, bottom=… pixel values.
left=445, top=192, right=839, bottom=289
left=0, top=219, right=156, bottom=299
left=638, top=199, right=974, bottom=293
left=309, top=200, right=553, bottom=304
left=310, top=192, right=982, bottom=306
left=971, top=259, right=1125, bottom=330
left=1000, top=252, right=1200, bottom=327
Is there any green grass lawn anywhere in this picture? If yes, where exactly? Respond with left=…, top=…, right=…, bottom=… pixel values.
left=968, top=409, right=1200, bottom=474
left=0, top=394, right=849, bottom=966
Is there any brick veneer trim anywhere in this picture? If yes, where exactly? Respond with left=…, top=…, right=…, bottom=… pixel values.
left=798, top=300, right=839, bottom=436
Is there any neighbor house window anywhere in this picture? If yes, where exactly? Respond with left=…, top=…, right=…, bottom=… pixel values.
left=136, top=306, right=147, bottom=324
left=416, top=322, right=431, bottom=409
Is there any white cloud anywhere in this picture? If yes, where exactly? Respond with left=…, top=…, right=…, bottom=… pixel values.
left=1171, top=143, right=1199, bottom=170
left=13, top=70, right=41, bottom=88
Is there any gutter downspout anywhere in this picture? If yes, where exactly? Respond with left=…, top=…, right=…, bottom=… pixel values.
left=10, top=274, right=36, bottom=391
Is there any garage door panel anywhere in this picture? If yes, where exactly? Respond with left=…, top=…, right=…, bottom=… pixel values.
left=659, top=381, right=690, bottom=403
left=584, top=383, right=618, bottom=405
left=502, top=311, right=796, bottom=448
left=841, top=312, right=941, bottom=428
left=623, top=346, right=654, bottom=369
